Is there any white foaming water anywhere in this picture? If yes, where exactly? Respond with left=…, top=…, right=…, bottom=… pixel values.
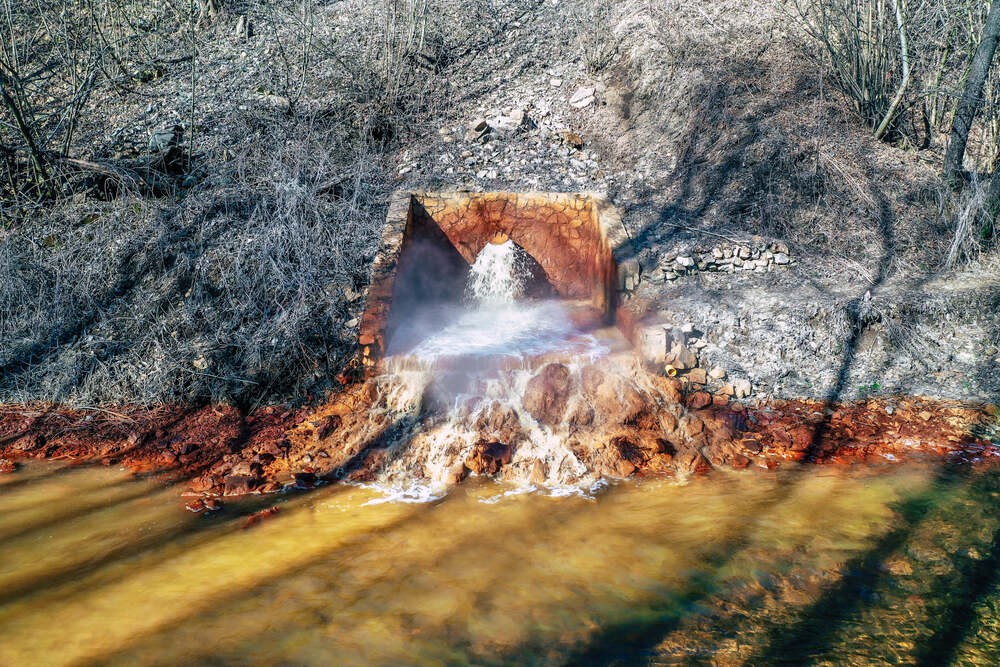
left=367, top=240, right=612, bottom=501
left=387, top=239, right=606, bottom=365
left=465, top=239, right=527, bottom=303
left=393, top=301, right=601, bottom=364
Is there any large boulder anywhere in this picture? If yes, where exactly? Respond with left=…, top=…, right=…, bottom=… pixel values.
left=474, top=401, right=524, bottom=444
left=523, top=363, right=574, bottom=426
left=464, top=440, right=513, bottom=475
left=579, top=365, right=647, bottom=427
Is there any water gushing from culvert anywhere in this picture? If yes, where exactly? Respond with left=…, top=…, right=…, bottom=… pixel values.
left=465, top=239, right=528, bottom=303
left=362, top=241, right=623, bottom=500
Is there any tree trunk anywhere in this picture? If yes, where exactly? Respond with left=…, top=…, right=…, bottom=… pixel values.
left=0, top=72, right=51, bottom=190
left=944, top=0, right=1000, bottom=185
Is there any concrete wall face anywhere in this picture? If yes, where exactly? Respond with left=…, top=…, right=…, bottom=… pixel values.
left=359, top=191, right=629, bottom=363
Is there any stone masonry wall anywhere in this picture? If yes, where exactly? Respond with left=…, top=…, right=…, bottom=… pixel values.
left=358, top=191, right=630, bottom=364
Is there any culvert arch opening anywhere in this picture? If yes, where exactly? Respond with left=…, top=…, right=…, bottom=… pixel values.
left=359, top=191, right=632, bottom=365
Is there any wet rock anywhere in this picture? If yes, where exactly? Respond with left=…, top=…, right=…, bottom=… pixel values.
left=474, top=401, right=523, bottom=442
left=731, top=454, right=752, bottom=469
left=259, top=480, right=283, bottom=494
left=610, top=384, right=648, bottom=426
left=567, top=402, right=595, bottom=427
left=189, top=473, right=218, bottom=493
left=675, top=449, right=711, bottom=475
left=788, top=426, right=814, bottom=452
left=523, top=363, right=573, bottom=426
left=687, top=391, right=712, bottom=409
left=315, top=414, right=342, bottom=440
left=530, top=459, right=548, bottom=485
left=0, top=458, right=15, bottom=474
left=679, top=414, right=704, bottom=437
left=464, top=440, right=513, bottom=475
left=223, top=474, right=257, bottom=496
left=661, top=411, right=679, bottom=434
left=185, top=499, right=206, bottom=513
left=703, top=426, right=741, bottom=466
left=293, top=470, right=317, bottom=488
left=446, top=462, right=468, bottom=485
left=591, top=441, right=638, bottom=478
left=241, top=507, right=280, bottom=529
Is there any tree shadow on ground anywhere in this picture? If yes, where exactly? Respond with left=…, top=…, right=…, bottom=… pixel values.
left=552, top=49, right=997, bottom=665
left=74, top=488, right=444, bottom=665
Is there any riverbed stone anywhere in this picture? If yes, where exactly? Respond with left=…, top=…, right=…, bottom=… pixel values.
left=223, top=474, right=257, bottom=496
left=465, top=440, right=513, bottom=475
left=523, top=363, right=574, bottom=425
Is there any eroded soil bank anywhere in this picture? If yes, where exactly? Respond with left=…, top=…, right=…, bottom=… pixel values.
left=2, top=369, right=998, bottom=507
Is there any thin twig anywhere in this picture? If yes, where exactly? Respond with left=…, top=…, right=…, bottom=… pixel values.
left=70, top=405, right=139, bottom=423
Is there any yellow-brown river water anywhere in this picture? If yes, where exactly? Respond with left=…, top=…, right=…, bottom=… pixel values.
left=3, top=461, right=1000, bottom=665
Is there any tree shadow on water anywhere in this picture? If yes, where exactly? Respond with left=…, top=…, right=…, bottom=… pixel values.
left=553, top=53, right=1000, bottom=667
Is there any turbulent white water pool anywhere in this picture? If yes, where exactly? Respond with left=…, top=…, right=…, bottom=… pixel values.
left=387, top=299, right=606, bottom=363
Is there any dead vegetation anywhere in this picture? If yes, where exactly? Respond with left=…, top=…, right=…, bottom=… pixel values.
left=1, top=0, right=998, bottom=406
left=0, top=0, right=537, bottom=406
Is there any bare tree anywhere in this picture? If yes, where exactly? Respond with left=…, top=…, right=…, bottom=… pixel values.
left=943, top=0, right=1000, bottom=184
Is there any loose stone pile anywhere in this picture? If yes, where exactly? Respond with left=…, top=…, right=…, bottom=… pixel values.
left=412, top=80, right=605, bottom=189
left=637, top=322, right=753, bottom=407
left=646, top=238, right=794, bottom=284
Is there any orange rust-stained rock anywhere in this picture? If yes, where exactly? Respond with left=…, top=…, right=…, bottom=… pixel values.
left=465, top=440, right=513, bottom=475
left=687, top=391, right=712, bottom=410
left=523, top=363, right=574, bottom=426
left=0, top=391, right=997, bottom=500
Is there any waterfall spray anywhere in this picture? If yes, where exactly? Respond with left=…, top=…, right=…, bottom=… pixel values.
left=465, top=239, right=529, bottom=304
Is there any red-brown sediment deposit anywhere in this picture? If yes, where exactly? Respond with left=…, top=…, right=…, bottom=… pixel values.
left=2, top=380, right=997, bottom=503
left=3, top=191, right=997, bottom=500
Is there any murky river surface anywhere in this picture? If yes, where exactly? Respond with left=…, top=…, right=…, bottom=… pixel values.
left=3, top=461, right=1000, bottom=665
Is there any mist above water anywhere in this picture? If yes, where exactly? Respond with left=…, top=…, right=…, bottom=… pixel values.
left=387, top=239, right=603, bottom=365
